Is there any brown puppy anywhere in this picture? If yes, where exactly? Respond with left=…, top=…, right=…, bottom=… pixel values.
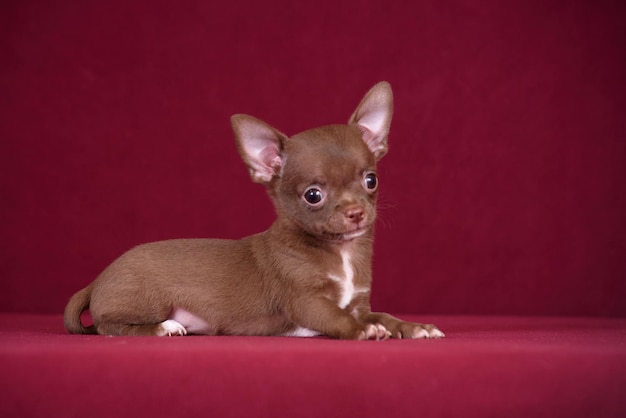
left=64, top=82, right=444, bottom=340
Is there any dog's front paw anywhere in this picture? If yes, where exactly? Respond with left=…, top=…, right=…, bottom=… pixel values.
left=394, top=322, right=444, bottom=339
left=358, top=323, right=392, bottom=341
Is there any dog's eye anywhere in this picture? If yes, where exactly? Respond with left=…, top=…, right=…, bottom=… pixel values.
left=303, top=187, right=324, bottom=205
left=364, top=172, right=378, bottom=191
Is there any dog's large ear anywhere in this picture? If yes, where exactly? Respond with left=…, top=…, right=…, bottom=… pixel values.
left=348, top=81, right=393, bottom=160
left=231, top=114, right=287, bottom=183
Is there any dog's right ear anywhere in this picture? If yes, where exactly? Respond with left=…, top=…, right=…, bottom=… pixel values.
left=231, top=114, right=288, bottom=183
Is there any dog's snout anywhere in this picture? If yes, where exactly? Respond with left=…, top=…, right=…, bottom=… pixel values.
left=345, top=206, right=365, bottom=224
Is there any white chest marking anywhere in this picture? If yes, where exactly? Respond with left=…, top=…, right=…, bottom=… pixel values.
left=329, top=249, right=356, bottom=309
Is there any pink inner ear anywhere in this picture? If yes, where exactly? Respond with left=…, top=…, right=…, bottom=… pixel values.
left=245, top=144, right=282, bottom=182
left=260, top=146, right=283, bottom=169
left=359, top=124, right=386, bottom=157
left=357, top=109, right=387, bottom=136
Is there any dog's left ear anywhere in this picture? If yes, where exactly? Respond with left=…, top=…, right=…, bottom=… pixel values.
left=348, top=81, right=393, bottom=160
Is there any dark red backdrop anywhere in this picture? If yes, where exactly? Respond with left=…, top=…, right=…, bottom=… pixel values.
left=2, top=0, right=625, bottom=316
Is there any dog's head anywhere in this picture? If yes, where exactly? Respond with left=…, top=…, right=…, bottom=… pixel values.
left=231, top=82, right=393, bottom=242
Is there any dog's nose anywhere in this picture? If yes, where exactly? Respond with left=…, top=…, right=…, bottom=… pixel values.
left=345, top=207, right=365, bottom=224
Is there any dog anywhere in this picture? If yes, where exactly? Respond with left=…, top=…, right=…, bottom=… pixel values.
left=64, top=81, right=444, bottom=340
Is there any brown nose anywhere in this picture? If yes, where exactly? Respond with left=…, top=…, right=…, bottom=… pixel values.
left=345, top=206, right=365, bottom=224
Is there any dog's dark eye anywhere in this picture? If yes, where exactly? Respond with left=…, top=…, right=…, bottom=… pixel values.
left=303, top=187, right=324, bottom=205
left=364, top=172, right=378, bottom=191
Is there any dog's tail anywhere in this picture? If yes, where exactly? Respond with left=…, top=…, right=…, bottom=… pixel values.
left=64, top=285, right=97, bottom=334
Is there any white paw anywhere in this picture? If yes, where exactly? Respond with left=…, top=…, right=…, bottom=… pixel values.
left=412, top=327, right=430, bottom=339
left=360, top=323, right=392, bottom=341
left=410, top=325, right=445, bottom=339
left=157, top=319, right=188, bottom=337
left=429, top=327, right=445, bottom=338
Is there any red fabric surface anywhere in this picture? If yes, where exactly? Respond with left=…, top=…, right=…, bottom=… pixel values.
left=1, top=314, right=625, bottom=418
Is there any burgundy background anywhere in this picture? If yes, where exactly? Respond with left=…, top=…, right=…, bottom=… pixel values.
left=2, top=0, right=625, bottom=317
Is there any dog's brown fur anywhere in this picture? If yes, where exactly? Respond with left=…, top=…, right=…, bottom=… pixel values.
left=64, top=82, right=444, bottom=340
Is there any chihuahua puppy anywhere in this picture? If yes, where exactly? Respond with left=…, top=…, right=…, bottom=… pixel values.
left=64, top=82, right=444, bottom=340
